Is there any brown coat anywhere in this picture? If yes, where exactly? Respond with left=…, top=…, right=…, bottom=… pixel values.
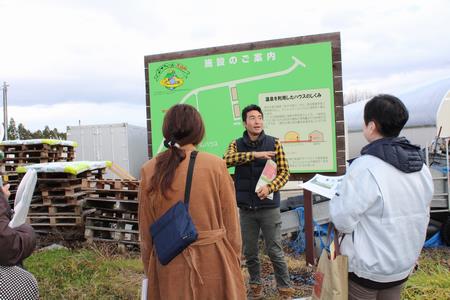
left=139, top=148, right=246, bottom=299
left=0, top=193, right=36, bottom=266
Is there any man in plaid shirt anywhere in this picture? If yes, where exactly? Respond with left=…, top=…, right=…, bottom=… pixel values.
left=224, top=104, right=293, bottom=299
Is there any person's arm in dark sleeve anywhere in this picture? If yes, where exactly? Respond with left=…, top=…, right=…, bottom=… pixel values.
left=0, top=194, right=36, bottom=266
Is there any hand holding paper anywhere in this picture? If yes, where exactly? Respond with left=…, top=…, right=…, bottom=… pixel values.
left=255, top=160, right=277, bottom=200
left=1, top=183, right=11, bottom=199
left=256, top=185, right=270, bottom=199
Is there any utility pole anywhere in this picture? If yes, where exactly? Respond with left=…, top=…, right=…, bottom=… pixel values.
left=2, top=81, right=8, bottom=140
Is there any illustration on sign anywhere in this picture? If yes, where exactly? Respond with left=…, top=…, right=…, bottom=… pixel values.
left=154, top=63, right=190, bottom=90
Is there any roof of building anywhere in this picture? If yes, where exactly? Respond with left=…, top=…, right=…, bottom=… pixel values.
left=345, top=77, right=450, bottom=132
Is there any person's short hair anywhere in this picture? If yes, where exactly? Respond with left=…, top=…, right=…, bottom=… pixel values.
left=242, top=104, right=263, bottom=122
left=364, top=94, right=409, bottom=137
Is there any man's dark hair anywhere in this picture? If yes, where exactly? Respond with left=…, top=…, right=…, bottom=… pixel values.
left=242, top=104, right=263, bottom=122
left=364, top=94, right=409, bottom=137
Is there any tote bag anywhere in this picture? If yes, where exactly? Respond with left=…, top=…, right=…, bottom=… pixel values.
left=312, top=224, right=348, bottom=300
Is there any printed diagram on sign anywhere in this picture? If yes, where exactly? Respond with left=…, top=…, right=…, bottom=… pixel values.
left=156, top=56, right=306, bottom=153
left=282, top=130, right=325, bottom=143
left=258, top=87, right=334, bottom=172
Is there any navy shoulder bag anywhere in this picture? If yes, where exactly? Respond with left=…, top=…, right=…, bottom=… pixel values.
left=150, top=151, right=198, bottom=265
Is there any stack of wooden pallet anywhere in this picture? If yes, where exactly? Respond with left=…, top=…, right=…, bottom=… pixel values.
left=17, top=161, right=110, bottom=238
left=83, top=179, right=140, bottom=250
left=0, top=139, right=77, bottom=202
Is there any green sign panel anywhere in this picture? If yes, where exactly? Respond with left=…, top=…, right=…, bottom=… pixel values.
left=148, top=41, right=337, bottom=173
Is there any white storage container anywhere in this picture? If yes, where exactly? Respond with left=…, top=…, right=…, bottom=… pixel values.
left=66, top=123, right=148, bottom=179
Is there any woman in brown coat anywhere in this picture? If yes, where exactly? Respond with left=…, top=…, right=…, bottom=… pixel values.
left=138, top=104, right=246, bottom=299
left=0, top=184, right=39, bottom=299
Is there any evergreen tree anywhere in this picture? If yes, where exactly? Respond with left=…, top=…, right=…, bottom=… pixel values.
left=17, top=123, right=32, bottom=139
left=42, top=126, right=52, bottom=138
left=7, top=118, right=19, bottom=140
left=7, top=121, right=67, bottom=140
left=31, top=130, right=43, bottom=139
left=52, top=128, right=66, bottom=140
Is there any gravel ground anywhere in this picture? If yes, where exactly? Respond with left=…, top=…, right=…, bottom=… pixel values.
left=242, top=240, right=315, bottom=299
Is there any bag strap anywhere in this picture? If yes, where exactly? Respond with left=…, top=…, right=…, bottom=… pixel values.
left=326, top=222, right=342, bottom=256
left=184, top=151, right=198, bottom=208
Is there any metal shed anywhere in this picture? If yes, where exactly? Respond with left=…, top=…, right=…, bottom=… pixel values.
left=66, top=123, right=148, bottom=179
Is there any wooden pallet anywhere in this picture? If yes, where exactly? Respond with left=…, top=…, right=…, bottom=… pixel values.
left=88, top=208, right=138, bottom=221
left=86, top=189, right=138, bottom=201
left=35, top=177, right=84, bottom=185
left=0, top=143, right=75, bottom=152
left=27, top=215, right=82, bottom=226
left=83, top=179, right=140, bottom=191
left=40, top=185, right=83, bottom=198
left=85, top=216, right=138, bottom=229
left=28, top=204, right=81, bottom=215
left=35, top=169, right=106, bottom=180
left=3, top=172, right=19, bottom=182
left=84, top=198, right=138, bottom=212
left=5, top=182, right=18, bottom=192
left=3, top=164, right=21, bottom=172
left=6, top=179, right=19, bottom=185
left=37, top=178, right=82, bottom=189
left=40, top=192, right=87, bottom=205
left=4, top=149, right=73, bottom=158
left=85, top=226, right=139, bottom=243
left=4, top=153, right=75, bottom=163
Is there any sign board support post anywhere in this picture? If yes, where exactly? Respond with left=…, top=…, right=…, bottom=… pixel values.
left=303, top=189, right=315, bottom=265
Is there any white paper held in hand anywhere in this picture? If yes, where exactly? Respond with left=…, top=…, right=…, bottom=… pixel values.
left=8, top=169, right=38, bottom=228
left=255, top=159, right=277, bottom=200
left=141, top=277, right=148, bottom=300
left=301, top=174, right=344, bottom=199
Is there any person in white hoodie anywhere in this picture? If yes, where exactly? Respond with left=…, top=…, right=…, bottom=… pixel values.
left=330, top=94, right=434, bottom=300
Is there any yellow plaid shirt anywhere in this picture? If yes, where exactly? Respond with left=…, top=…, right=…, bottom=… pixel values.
left=223, top=139, right=290, bottom=193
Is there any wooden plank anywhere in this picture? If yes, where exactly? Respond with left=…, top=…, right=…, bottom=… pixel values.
left=84, top=235, right=140, bottom=246
left=145, top=32, right=340, bottom=63
left=86, top=189, right=138, bottom=201
left=86, top=208, right=138, bottom=220
left=27, top=215, right=82, bottom=225
left=28, top=204, right=81, bottom=216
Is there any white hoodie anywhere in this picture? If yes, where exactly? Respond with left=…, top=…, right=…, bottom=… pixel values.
left=330, top=155, right=433, bottom=283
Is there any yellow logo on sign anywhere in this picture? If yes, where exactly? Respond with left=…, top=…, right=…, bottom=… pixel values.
left=154, top=63, right=190, bottom=91
left=160, top=70, right=184, bottom=90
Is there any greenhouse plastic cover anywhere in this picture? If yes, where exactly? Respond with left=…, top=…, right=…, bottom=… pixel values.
left=345, top=77, right=450, bottom=132
left=16, top=161, right=112, bottom=175
left=0, top=139, right=78, bottom=147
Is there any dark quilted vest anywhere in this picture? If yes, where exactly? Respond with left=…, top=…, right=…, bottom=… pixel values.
left=234, top=131, right=280, bottom=209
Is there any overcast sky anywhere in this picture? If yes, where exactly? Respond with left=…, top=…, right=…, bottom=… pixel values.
left=1, top=0, right=449, bottom=131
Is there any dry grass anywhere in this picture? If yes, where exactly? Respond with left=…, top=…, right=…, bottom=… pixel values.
left=402, top=247, right=450, bottom=300
left=25, top=242, right=143, bottom=300
left=24, top=241, right=450, bottom=299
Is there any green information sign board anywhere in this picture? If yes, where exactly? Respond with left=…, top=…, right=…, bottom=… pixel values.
left=146, top=34, right=341, bottom=173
